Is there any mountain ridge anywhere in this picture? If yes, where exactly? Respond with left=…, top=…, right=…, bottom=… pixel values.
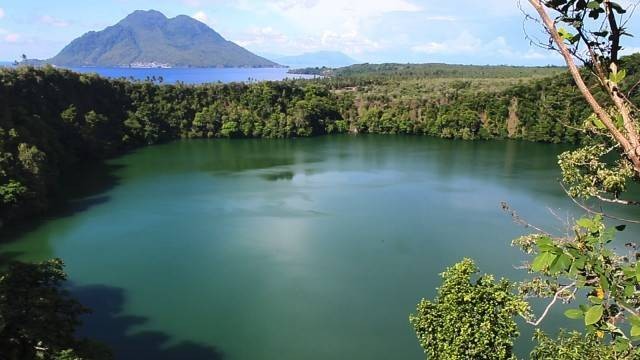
left=50, top=10, right=280, bottom=68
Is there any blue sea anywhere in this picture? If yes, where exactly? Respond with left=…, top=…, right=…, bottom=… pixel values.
left=0, top=63, right=316, bottom=84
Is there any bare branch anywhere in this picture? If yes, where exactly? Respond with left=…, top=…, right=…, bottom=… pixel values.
left=525, top=282, right=576, bottom=326
left=501, top=202, right=551, bottom=235
left=604, top=0, right=622, bottom=64
left=559, top=182, right=640, bottom=224
left=620, top=303, right=640, bottom=318
left=594, top=194, right=640, bottom=206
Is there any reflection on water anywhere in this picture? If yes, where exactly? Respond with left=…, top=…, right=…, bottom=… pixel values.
left=2, top=135, right=638, bottom=359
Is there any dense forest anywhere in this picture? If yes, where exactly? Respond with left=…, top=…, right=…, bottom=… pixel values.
left=2, top=55, right=640, bottom=228
left=290, top=62, right=567, bottom=79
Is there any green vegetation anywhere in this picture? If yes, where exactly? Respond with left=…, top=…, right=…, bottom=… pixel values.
left=6, top=54, right=640, bottom=229
left=0, top=259, right=110, bottom=359
left=3, top=3, right=640, bottom=357
left=412, top=216, right=640, bottom=360
left=0, top=66, right=343, bottom=227
left=411, top=0, right=640, bottom=358
left=410, top=259, right=527, bottom=360
left=293, top=63, right=567, bottom=80
left=530, top=329, right=616, bottom=360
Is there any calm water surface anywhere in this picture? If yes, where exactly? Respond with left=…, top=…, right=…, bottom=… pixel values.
left=67, top=67, right=314, bottom=84
left=3, top=136, right=640, bottom=359
left=0, top=64, right=314, bottom=84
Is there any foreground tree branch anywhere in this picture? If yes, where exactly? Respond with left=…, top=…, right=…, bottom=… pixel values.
left=525, top=282, right=576, bottom=326
left=528, top=0, right=640, bottom=175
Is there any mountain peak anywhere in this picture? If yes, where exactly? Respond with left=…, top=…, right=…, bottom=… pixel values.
left=119, top=9, right=167, bottom=27
left=50, top=10, right=279, bottom=68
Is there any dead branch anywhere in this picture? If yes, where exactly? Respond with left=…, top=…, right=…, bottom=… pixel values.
left=525, top=282, right=576, bottom=326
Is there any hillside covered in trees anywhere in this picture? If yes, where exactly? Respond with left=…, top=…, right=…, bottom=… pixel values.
left=290, top=62, right=567, bottom=79
left=2, top=55, right=640, bottom=228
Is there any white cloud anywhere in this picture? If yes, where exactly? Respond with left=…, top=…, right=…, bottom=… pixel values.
left=258, top=0, right=420, bottom=54
left=266, top=0, right=421, bottom=30
left=521, top=49, right=552, bottom=59
left=425, top=15, right=456, bottom=22
left=4, top=33, right=20, bottom=43
left=235, top=26, right=289, bottom=47
left=234, top=24, right=381, bottom=55
left=412, top=31, right=560, bottom=62
left=192, top=11, right=209, bottom=23
left=40, top=15, right=70, bottom=27
left=267, top=0, right=421, bottom=15
left=412, top=32, right=483, bottom=55
left=320, top=29, right=381, bottom=54
left=0, top=8, right=5, bottom=19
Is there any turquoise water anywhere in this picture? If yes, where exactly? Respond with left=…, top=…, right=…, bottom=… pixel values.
left=2, top=136, right=639, bottom=359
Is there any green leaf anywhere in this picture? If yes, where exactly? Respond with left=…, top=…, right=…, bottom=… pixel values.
left=584, top=305, right=603, bottom=325
left=564, top=308, right=584, bottom=319
left=531, top=252, right=556, bottom=272
left=550, top=253, right=572, bottom=273
left=614, top=113, right=624, bottom=128
left=593, top=117, right=606, bottom=129
left=610, top=68, right=627, bottom=83
left=586, top=0, right=601, bottom=9
left=558, top=28, right=575, bottom=41
left=536, top=237, right=553, bottom=247
left=632, top=325, right=640, bottom=337
left=601, top=227, right=616, bottom=243
left=536, top=237, right=557, bottom=252
left=614, top=338, right=630, bottom=351
left=576, top=218, right=593, bottom=229
left=588, top=295, right=603, bottom=304
left=601, top=276, right=610, bottom=291
left=629, top=315, right=640, bottom=327
left=617, top=69, right=627, bottom=83
left=625, top=285, right=635, bottom=297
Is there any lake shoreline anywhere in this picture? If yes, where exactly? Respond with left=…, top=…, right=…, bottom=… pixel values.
left=0, top=136, right=586, bottom=359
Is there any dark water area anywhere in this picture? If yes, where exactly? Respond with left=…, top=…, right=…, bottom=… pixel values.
left=3, top=135, right=640, bottom=359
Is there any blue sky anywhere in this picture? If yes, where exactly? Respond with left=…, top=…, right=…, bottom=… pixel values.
left=1, top=0, right=639, bottom=65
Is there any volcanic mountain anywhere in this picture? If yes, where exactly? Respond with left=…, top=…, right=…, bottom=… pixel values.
left=50, top=10, right=279, bottom=68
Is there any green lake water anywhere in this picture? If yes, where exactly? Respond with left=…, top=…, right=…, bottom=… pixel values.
left=3, top=135, right=640, bottom=359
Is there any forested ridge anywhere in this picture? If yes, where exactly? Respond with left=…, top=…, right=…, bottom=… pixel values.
left=290, top=62, right=567, bottom=79
left=2, top=55, right=640, bottom=228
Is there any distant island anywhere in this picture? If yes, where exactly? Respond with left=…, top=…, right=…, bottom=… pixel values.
left=49, top=10, right=280, bottom=68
